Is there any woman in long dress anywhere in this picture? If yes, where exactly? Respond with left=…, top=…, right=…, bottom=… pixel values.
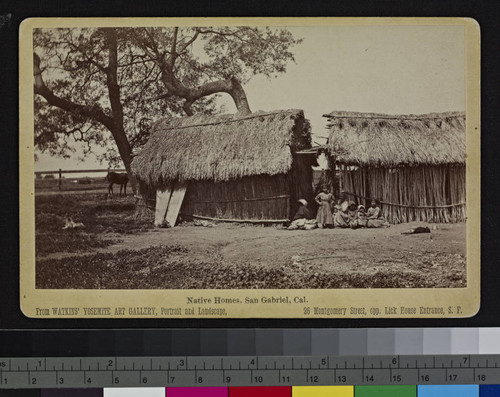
left=315, top=187, right=334, bottom=228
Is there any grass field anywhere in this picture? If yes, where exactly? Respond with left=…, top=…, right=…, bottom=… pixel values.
left=35, top=176, right=109, bottom=192
left=34, top=192, right=467, bottom=289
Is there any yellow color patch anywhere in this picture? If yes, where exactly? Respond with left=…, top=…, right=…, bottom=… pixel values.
left=293, top=386, right=354, bottom=397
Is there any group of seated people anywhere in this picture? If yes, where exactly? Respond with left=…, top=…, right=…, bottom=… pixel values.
left=287, top=188, right=389, bottom=231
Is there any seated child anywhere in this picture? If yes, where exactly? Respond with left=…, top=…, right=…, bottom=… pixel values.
left=366, top=199, right=390, bottom=228
left=350, top=204, right=368, bottom=229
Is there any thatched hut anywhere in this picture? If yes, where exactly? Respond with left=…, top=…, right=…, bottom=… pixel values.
left=324, top=111, right=466, bottom=224
left=131, top=109, right=316, bottom=226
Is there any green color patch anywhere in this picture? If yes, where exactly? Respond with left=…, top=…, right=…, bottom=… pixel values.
left=355, top=385, right=416, bottom=397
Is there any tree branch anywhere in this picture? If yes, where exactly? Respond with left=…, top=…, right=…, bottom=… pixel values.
left=177, top=29, right=200, bottom=54
left=168, top=27, right=178, bottom=70
left=33, top=52, right=114, bottom=130
left=63, top=38, right=107, bottom=73
left=161, top=76, right=251, bottom=116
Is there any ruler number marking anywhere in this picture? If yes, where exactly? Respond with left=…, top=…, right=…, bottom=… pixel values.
left=392, top=374, right=402, bottom=383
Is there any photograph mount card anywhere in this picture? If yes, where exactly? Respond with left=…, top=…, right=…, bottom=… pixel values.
left=19, top=17, right=480, bottom=318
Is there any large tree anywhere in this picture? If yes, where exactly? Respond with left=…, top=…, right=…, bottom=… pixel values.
left=33, top=26, right=301, bottom=192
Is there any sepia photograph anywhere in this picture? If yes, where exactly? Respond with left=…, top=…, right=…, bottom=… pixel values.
left=19, top=18, right=480, bottom=318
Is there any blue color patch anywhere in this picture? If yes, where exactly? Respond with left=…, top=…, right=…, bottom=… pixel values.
left=480, top=385, right=500, bottom=396
left=417, top=385, right=478, bottom=397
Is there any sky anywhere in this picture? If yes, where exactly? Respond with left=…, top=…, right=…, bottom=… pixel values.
left=35, top=24, right=465, bottom=173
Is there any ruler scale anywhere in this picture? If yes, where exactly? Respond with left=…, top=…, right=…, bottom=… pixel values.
left=1, top=356, right=500, bottom=388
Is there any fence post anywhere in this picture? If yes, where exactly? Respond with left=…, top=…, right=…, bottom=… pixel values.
left=58, top=169, right=62, bottom=191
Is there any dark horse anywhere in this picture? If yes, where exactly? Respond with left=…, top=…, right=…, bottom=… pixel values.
left=106, top=172, right=128, bottom=196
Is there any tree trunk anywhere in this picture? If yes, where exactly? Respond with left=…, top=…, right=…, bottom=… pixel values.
left=102, top=28, right=138, bottom=194
left=111, top=124, right=138, bottom=194
left=228, top=77, right=251, bottom=115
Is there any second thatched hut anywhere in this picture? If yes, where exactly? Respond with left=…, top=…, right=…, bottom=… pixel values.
left=324, top=111, right=466, bottom=224
left=131, top=109, right=316, bottom=226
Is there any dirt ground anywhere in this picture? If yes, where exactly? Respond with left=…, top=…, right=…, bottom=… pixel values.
left=100, top=222, right=464, bottom=269
left=35, top=193, right=467, bottom=289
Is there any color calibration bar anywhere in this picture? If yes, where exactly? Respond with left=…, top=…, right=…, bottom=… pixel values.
left=2, top=385, right=500, bottom=397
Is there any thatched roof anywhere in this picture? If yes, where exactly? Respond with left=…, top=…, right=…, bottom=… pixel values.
left=131, top=109, right=309, bottom=185
left=324, top=111, right=466, bottom=167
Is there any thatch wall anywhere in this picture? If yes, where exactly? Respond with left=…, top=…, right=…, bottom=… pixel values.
left=340, top=164, right=465, bottom=224
left=132, top=109, right=314, bottom=223
left=325, top=111, right=466, bottom=224
left=180, top=174, right=290, bottom=221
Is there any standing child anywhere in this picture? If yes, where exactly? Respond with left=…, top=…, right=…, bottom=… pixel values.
left=315, top=186, right=334, bottom=228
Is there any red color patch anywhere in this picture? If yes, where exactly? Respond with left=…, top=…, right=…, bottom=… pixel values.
left=229, top=387, right=292, bottom=397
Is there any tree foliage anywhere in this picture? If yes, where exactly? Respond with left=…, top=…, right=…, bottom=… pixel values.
left=33, top=26, right=301, bottom=174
